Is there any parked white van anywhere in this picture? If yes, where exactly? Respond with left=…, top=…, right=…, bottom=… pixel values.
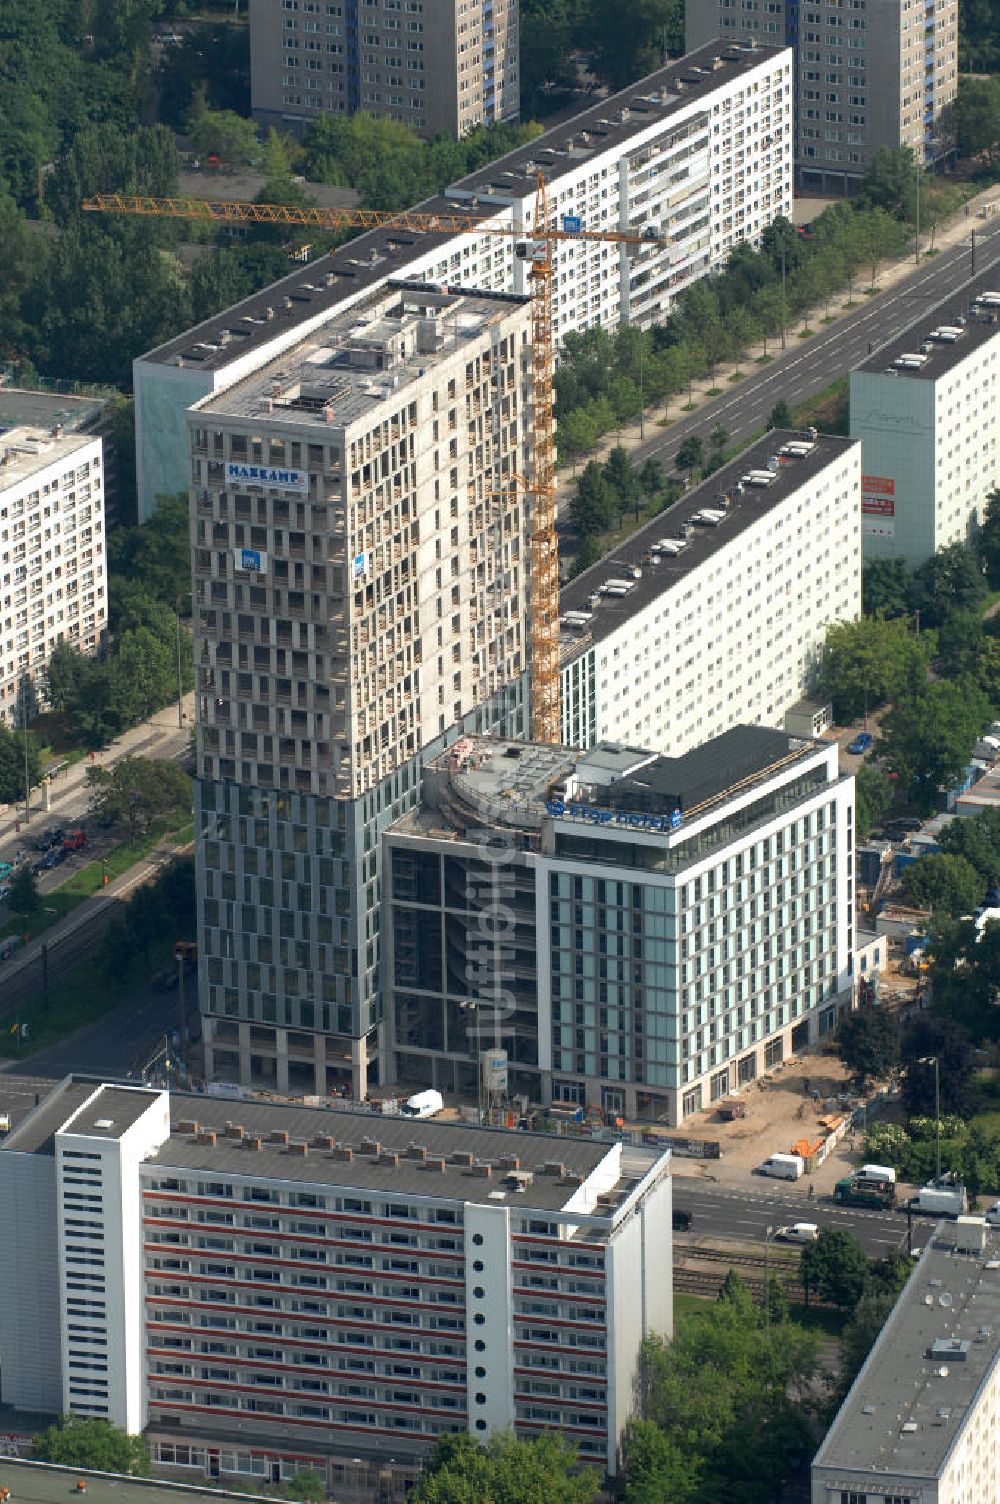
left=401, top=1089, right=445, bottom=1119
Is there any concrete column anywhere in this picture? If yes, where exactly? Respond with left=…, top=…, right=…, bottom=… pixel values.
left=352, top=1034, right=369, bottom=1101
left=275, top=1029, right=289, bottom=1096
left=238, top=1021, right=252, bottom=1087
left=313, top=1036, right=327, bottom=1098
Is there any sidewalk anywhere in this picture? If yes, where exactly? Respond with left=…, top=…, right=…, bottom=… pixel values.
left=555, top=182, right=1000, bottom=507
left=0, top=693, right=194, bottom=858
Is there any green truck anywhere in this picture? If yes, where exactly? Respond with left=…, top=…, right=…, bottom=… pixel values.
left=834, top=1177, right=895, bottom=1209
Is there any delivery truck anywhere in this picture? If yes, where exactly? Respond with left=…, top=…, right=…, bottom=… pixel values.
left=835, top=1177, right=895, bottom=1209
left=907, top=1183, right=968, bottom=1218
left=754, top=1152, right=805, bottom=1181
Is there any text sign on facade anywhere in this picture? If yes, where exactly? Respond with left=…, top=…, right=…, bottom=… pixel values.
left=561, top=214, right=582, bottom=234
left=235, top=548, right=268, bottom=574
left=546, top=799, right=682, bottom=833
left=862, top=474, right=895, bottom=516
left=225, top=462, right=308, bottom=493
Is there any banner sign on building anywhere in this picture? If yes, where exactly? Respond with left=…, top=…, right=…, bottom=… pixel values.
left=225, top=462, right=308, bottom=493
left=235, top=548, right=268, bottom=573
left=353, top=552, right=367, bottom=580
left=546, top=799, right=682, bottom=833
left=862, top=475, right=895, bottom=517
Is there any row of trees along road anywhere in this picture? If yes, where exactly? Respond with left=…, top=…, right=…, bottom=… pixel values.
left=820, top=501, right=1000, bottom=827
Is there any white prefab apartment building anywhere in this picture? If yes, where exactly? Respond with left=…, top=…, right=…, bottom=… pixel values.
left=134, top=39, right=792, bottom=520
left=813, top=1219, right=1000, bottom=1504
left=0, top=1079, right=673, bottom=1494
left=0, top=425, right=107, bottom=728
left=190, top=282, right=533, bottom=1098
left=384, top=725, right=855, bottom=1125
left=850, top=271, right=1000, bottom=567
left=559, top=431, right=862, bottom=757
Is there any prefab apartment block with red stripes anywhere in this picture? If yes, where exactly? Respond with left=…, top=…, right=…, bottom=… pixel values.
left=0, top=1079, right=673, bottom=1491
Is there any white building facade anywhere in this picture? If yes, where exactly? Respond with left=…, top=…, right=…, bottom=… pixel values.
left=0, top=426, right=107, bottom=727
left=134, top=40, right=792, bottom=521
left=850, top=276, right=1000, bottom=567
left=559, top=432, right=862, bottom=757
left=813, top=1220, right=1000, bottom=1504
left=0, top=1080, right=673, bottom=1493
left=385, top=726, right=856, bottom=1125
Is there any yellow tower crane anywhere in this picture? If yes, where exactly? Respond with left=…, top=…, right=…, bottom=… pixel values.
left=84, top=179, right=661, bottom=743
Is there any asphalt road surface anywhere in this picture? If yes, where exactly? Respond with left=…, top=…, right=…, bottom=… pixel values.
left=672, top=1181, right=912, bottom=1256
left=592, top=212, right=1000, bottom=486
left=0, top=973, right=188, bottom=1130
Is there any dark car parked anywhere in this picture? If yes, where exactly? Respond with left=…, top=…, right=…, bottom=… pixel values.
left=672, top=1208, right=692, bottom=1232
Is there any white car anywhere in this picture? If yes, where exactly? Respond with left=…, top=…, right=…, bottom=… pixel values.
left=774, top=1222, right=819, bottom=1244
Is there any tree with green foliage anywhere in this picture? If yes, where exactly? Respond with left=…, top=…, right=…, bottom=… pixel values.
left=978, top=489, right=1000, bottom=589
left=937, top=808, right=1000, bottom=888
left=800, top=1228, right=869, bottom=1310
left=8, top=862, right=40, bottom=917
left=878, top=680, right=990, bottom=812
left=863, top=557, right=911, bottom=619
left=856, top=763, right=895, bottom=840
left=0, top=720, right=41, bottom=806
left=901, top=852, right=983, bottom=917
left=857, top=147, right=921, bottom=222
left=675, top=434, right=704, bottom=478
left=87, top=757, right=191, bottom=845
left=836, top=1008, right=900, bottom=1086
left=767, top=399, right=793, bottom=430
left=900, top=1013, right=975, bottom=1118
left=408, top=1431, right=598, bottom=1504
left=107, top=494, right=192, bottom=614
left=629, top=1302, right=821, bottom=1504
left=45, top=121, right=180, bottom=226
left=841, top=1287, right=899, bottom=1383
left=908, top=542, right=988, bottom=630
left=948, top=76, right=1000, bottom=165
left=604, top=445, right=641, bottom=518
left=188, top=107, right=260, bottom=167
left=33, top=1416, right=151, bottom=1475
left=570, top=461, right=617, bottom=539
left=583, top=0, right=683, bottom=92
left=819, top=616, right=932, bottom=722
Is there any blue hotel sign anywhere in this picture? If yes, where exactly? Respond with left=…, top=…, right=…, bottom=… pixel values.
left=546, top=799, right=682, bottom=833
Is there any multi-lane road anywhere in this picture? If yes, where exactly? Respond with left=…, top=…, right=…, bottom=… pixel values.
left=672, top=1180, right=913, bottom=1257
left=570, top=208, right=1000, bottom=490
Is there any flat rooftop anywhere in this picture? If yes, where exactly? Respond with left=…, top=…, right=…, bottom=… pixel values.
left=395, top=725, right=823, bottom=842
left=194, top=282, right=529, bottom=431
left=855, top=266, right=1000, bottom=383
left=607, top=724, right=816, bottom=818
left=151, top=1094, right=656, bottom=1217
left=140, top=40, right=786, bottom=373
left=814, top=1223, right=1000, bottom=1482
left=1, top=1081, right=162, bottom=1155
left=0, top=1461, right=259, bottom=1504
left=559, top=431, right=859, bottom=657
left=0, top=426, right=97, bottom=491
left=0, top=388, right=110, bottom=434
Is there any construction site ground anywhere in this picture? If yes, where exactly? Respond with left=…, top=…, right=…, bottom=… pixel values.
left=667, top=1049, right=885, bottom=1197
